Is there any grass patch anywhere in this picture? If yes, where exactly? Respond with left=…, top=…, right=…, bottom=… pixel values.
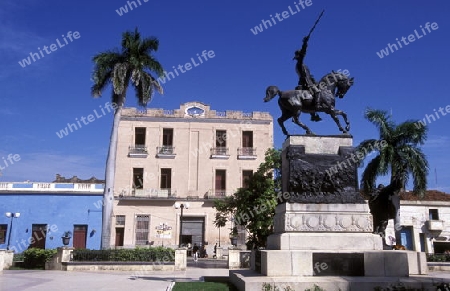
left=173, top=282, right=238, bottom=291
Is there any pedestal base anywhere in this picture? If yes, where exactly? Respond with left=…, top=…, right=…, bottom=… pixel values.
left=258, top=250, right=427, bottom=277
left=268, top=203, right=382, bottom=251
left=267, top=232, right=383, bottom=251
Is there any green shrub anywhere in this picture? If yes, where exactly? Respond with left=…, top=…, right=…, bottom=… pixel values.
left=22, top=248, right=57, bottom=269
left=72, top=247, right=175, bottom=262
left=305, top=285, right=325, bottom=291
left=427, top=254, right=450, bottom=262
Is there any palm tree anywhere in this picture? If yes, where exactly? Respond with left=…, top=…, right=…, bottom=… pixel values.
left=91, top=28, right=164, bottom=249
left=357, top=108, right=429, bottom=242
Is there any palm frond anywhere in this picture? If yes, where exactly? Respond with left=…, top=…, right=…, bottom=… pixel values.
left=91, top=28, right=164, bottom=107
left=393, top=120, right=428, bottom=146
left=364, top=108, right=395, bottom=140
left=361, top=155, right=381, bottom=193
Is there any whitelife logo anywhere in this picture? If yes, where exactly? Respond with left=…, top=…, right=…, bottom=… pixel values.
left=115, top=0, right=149, bottom=16
left=250, top=0, right=313, bottom=35
left=376, top=22, right=438, bottom=59
left=18, top=31, right=81, bottom=68
left=55, top=102, right=117, bottom=139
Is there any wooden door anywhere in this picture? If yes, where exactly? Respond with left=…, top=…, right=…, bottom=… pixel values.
left=115, top=228, right=124, bottom=247
left=73, top=225, right=87, bottom=249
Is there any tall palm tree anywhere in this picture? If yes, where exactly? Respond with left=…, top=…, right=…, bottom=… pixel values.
left=91, top=28, right=164, bottom=249
left=357, top=108, right=429, bottom=242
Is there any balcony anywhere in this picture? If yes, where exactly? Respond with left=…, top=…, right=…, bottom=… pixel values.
left=210, top=147, right=229, bottom=159
left=128, top=145, right=148, bottom=158
left=156, top=146, right=176, bottom=159
left=204, top=189, right=231, bottom=199
left=426, top=220, right=445, bottom=231
left=118, top=188, right=176, bottom=199
left=237, top=147, right=257, bottom=160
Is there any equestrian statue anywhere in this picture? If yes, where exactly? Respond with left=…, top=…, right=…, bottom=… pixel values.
left=264, top=10, right=355, bottom=135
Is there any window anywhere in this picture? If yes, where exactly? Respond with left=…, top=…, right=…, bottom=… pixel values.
left=0, top=224, right=6, bottom=244
left=30, top=224, right=47, bottom=249
left=242, top=131, right=253, bottom=148
left=242, top=170, right=253, bottom=189
left=163, top=128, right=173, bottom=146
left=135, top=215, right=150, bottom=245
left=429, top=209, right=439, bottom=220
left=216, top=130, right=226, bottom=147
left=116, top=215, right=126, bottom=226
left=239, top=131, right=256, bottom=157
left=135, top=127, right=146, bottom=146
left=212, top=130, right=228, bottom=156
left=160, top=168, right=172, bottom=189
left=215, top=169, right=226, bottom=196
left=133, top=168, right=144, bottom=189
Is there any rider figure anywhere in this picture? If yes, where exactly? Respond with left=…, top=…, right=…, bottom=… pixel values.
left=294, top=36, right=322, bottom=122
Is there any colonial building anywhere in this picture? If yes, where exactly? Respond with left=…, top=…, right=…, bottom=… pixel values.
left=111, top=102, right=273, bottom=251
left=0, top=177, right=104, bottom=252
left=384, top=190, right=450, bottom=253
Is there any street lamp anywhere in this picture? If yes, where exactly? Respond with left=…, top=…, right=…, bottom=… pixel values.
left=174, top=202, right=189, bottom=247
left=5, top=212, right=20, bottom=250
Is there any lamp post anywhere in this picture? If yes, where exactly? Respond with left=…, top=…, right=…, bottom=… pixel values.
left=174, top=203, right=189, bottom=247
left=5, top=212, right=20, bottom=250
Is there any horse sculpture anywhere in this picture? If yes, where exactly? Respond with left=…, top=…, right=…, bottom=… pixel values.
left=264, top=71, right=354, bottom=135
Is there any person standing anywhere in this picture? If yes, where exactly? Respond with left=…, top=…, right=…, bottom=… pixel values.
left=192, top=243, right=199, bottom=262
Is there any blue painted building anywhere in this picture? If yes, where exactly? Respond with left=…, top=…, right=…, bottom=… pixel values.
left=0, top=181, right=104, bottom=252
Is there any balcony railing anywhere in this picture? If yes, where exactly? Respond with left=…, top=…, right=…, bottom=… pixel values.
left=210, top=147, right=229, bottom=159
left=204, top=189, right=233, bottom=198
left=119, top=188, right=176, bottom=199
left=0, top=182, right=103, bottom=193
left=128, top=145, right=148, bottom=157
left=156, top=146, right=176, bottom=158
left=237, top=147, right=257, bottom=159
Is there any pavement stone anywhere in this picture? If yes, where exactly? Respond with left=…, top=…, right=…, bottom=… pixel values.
left=0, top=259, right=230, bottom=291
left=1, top=260, right=450, bottom=291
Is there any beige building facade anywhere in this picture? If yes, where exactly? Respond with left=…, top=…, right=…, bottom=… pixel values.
left=111, top=102, right=273, bottom=252
left=384, top=191, right=450, bottom=253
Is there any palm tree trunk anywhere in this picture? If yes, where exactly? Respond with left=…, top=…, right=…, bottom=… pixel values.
left=101, top=104, right=122, bottom=249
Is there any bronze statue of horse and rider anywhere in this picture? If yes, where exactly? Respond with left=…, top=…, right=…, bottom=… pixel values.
left=264, top=71, right=354, bottom=135
left=263, top=11, right=355, bottom=136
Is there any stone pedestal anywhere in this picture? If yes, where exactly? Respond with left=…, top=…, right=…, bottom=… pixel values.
left=216, top=247, right=223, bottom=259
left=46, top=247, right=74, bottom=270
left=268, top=203, right=381, bottom=251
left=0, top=249, right=14, bottom=271
left=231, top=136, right=427, bottom=290
left=174, top=249, right=187, bottom=271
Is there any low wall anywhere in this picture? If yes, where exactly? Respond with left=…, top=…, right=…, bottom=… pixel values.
left=63, top=262, right=175, bottom=271
left=228, top=249, right=251, bottom=269
left=428, top=262, right=450, bottom=271
left=0, top=250, right=14, bottom=271
left=46, top=248, right=187, bottom=271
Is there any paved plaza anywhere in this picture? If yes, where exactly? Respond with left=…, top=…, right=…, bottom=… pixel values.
left=1, top=260, right=450, bottom=291
left=0, top=259, right=229, bottom=291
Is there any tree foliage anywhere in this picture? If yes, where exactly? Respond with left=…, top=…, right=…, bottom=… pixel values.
left=213, top=148, right=281, bottom=249
left=357, top=108, right=429, bottom=197
left=90, top=28, right=164, bottom=248
left=91, top=27, right=164, bottom=106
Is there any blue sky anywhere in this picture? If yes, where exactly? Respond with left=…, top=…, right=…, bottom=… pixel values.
left=1, top=0, right=449, bottom=192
